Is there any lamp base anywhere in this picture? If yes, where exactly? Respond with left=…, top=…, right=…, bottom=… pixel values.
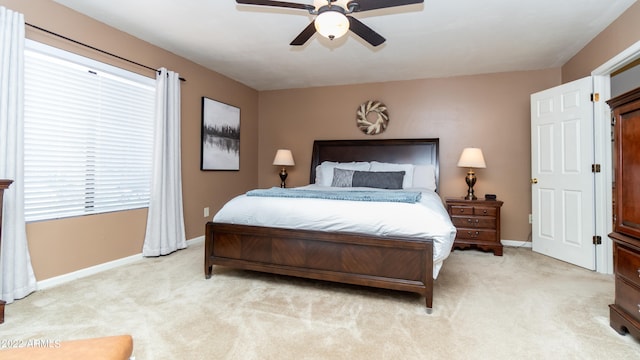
left=279, top=168, right=288, bottom=188
left=464, top=193, right=477, bottom=201
left=464, top=169, right=477, bottom=200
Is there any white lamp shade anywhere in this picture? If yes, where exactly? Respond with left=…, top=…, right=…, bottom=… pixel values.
left=314, top=10, right=349, bottom=40
left=457, top=148, right=486, bottom=168
left=273, top=149, right=295, bottom=166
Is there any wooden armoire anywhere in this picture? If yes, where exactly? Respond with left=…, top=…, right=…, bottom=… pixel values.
left=607, top=86, right=640, bottom=341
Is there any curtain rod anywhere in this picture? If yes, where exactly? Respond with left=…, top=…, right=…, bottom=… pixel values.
left=26, top=22, right=186, bottom=82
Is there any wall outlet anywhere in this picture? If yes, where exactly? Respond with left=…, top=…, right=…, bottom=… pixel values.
left=528, top=214, right=532, bottom=224
left=204, top=207, right=210, bottom=218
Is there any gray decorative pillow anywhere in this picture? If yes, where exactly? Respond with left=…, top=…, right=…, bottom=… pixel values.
left=353, top=170, right=405, bottom=189
left=331, top=169, right=405, bottom=189
left=331, top=168, right=355, bottom=187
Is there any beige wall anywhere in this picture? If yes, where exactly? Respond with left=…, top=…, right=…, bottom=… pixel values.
left=1, top=0, right=259, bottom=280
left=258, top=69, right=561, bottom=242
left=562, top=2, right=640, bottom=82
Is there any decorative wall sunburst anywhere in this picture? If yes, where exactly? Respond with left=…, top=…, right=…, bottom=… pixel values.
left=356, top=100, right=388, bottom=135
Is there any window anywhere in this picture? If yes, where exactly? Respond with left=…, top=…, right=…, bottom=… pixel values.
left=23, top=40, right=155, bottom=222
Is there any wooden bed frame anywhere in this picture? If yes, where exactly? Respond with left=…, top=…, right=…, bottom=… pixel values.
left=205, top=138, right=440, bottom=311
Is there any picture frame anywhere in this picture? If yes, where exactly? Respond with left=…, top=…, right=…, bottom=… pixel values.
left=200, top=97, right=240, bottom=171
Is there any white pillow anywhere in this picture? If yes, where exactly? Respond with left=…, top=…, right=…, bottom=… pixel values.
left=413, top=165, right=437, bottom=191
left=369, top=161, right=414, bottom=189
left=315, top=161, right=370, bottom=186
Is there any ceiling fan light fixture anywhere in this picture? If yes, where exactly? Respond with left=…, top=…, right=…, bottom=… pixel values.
left=314, top=10, right=349, bottom=40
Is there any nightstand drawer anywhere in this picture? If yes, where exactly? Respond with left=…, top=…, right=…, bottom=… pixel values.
left=450, top=205, right=473, bottom=215
left=450, top=205, right=497, bottom=217
left=456, top=228, right=496, bottom=241
left=616, top=245, right=640, bottom=288
left=451, top=216, right=496, bottom=229
left=474, top=206, right=497, bottom=217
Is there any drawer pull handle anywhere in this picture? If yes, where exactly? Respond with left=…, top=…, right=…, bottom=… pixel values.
left=466, top=231, right=480, bottom=238
left=482, top=210, right=488, bottom=214
left=637, top=268, right=640, bottom=277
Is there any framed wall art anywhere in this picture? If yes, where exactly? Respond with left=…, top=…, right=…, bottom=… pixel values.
left=200, top=97, right=240, bottom=171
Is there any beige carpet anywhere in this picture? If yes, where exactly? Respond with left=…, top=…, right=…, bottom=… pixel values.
left=1, top=241, right=639, bottom=359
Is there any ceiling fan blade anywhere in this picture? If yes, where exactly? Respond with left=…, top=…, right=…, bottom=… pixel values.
left=347, top=16, right=385, bottom=46
left=236, top=0, right=315, bottom=12
left=347, top=0, right=423, bottom=12
left=290, top=21, right=317, bottom=46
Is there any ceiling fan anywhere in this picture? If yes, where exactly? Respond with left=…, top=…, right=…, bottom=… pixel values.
left=236, top=0, right=424, bottom=47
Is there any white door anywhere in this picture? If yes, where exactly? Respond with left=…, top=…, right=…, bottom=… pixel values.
left=530, top=77, right=595, bottom=270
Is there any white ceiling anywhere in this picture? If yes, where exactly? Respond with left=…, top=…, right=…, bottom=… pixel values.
left=52, top=0, right=636, bottom=91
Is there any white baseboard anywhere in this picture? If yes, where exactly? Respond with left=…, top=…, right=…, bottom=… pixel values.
left=501, top=239, right=532, bottom=248
left=37, top=253, right=143, bottom=290
left=188, top=235, right=204, bottom=245
left=37, top=236, right=205, bottom=290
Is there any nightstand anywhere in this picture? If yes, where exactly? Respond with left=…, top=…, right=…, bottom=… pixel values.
left=445, top=197, right=503, bottom=256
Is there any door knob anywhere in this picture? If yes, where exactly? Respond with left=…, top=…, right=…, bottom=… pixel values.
left=531, top=178, right=538, bottom=184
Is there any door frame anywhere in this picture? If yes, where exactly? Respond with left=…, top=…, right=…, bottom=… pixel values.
left=591, top=40, right=640, bottom=274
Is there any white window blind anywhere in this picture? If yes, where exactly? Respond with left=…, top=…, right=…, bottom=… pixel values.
left=23, top=40, right=155, bottom=222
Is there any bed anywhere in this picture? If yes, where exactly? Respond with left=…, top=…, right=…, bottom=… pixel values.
left=204, top=138, right=456, bottom=312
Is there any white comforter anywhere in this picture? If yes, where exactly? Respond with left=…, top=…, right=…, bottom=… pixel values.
left=213, top=184, right=457, bottom=278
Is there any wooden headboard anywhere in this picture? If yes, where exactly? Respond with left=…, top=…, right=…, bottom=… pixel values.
left=310, top=138, right=440, bottom=188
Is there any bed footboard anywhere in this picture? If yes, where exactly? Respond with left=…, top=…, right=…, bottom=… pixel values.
left=204, top=222, right=434, bottom=310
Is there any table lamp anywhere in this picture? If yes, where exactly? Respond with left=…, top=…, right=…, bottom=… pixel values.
left=457, top=147, right=486, bottom=200
left=273, top=149, right=295, bottom=188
